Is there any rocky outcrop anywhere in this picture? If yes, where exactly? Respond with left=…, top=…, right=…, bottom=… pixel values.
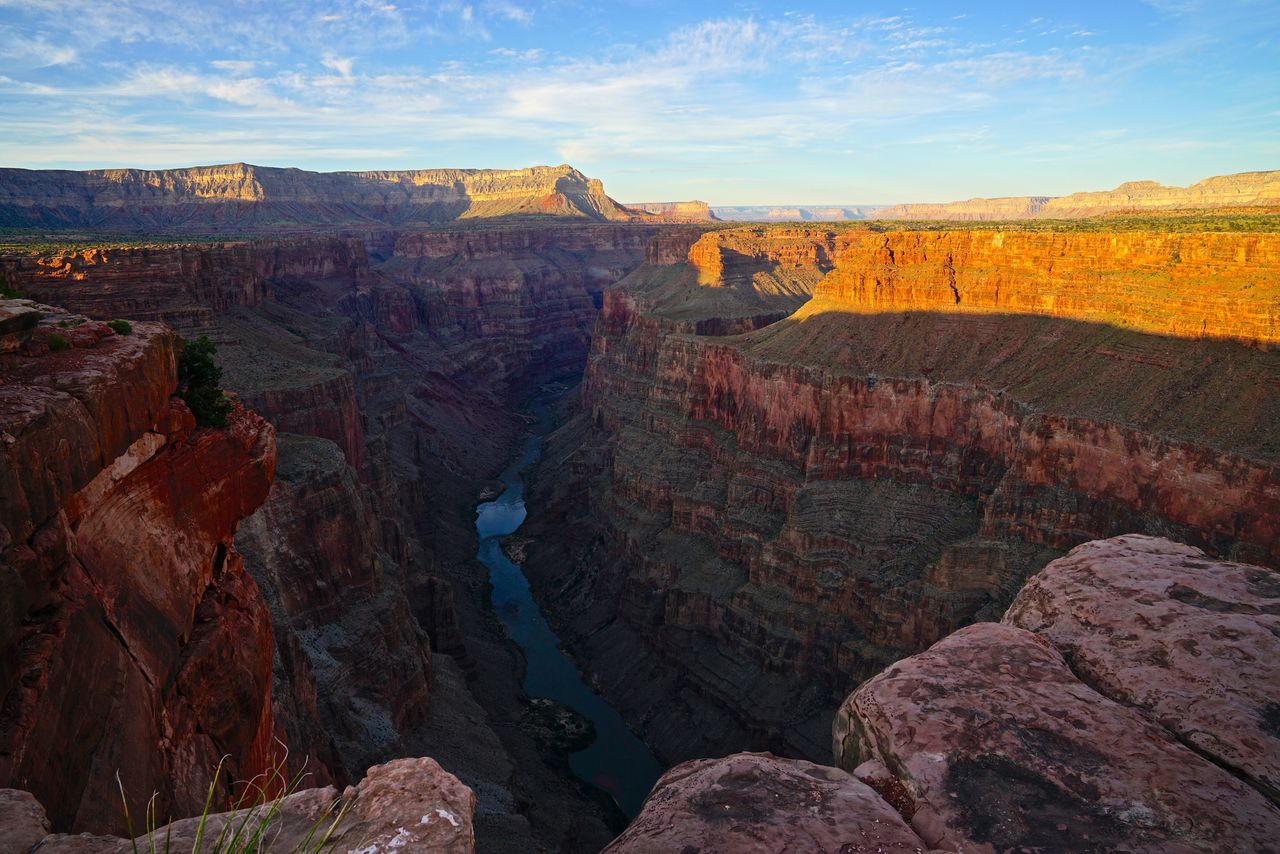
left=0, top=162, right=633, bottom=231
left=875, top=169, right=1280, bottom=220
left=604, top=752, right=928, bottom=853
left=0, top=300, right=280, bottom=834
left=833, top=536, right=1280, bottom=852
left=1003, top=535, right=1280, bottom=805
left=8, top=757, right=476, bottom=853
left=521, top=223, right=1280, bottom=770
left=713, top=205, right=885, bottom=222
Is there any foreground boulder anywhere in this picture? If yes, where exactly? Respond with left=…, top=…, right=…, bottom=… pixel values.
left=833, top=536, right=1280, bottom=852
left=9, top=757, right=475, bottom=853
left=604, top=751, right=927, bottom=853
left=1004, top=534, right=1280, bottom=803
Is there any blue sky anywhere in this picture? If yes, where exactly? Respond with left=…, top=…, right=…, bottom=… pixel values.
left=1, top=1, right=1277, bottom=204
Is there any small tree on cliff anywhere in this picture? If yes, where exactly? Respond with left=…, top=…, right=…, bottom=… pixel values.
left=178, top=335, right=232, bottom=428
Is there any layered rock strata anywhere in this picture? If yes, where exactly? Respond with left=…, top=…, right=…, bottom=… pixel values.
left=876, top=169, right=1280, bottom=220
left=1, top=223, right=671, bottom=851
left=0, top=300, right=279, bottom=833
left=0, top=162, right=634, bottom=230
left=522, top=224, right=1280, bottom=769
left=6, top=757, right=476, bottom=853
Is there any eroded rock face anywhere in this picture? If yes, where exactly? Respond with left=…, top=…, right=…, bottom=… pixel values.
left=235, top=434, right=433, bottom=782
left=604, top=752, right=926, bottom=853
left=1004, top=534, right=1280, bottom=804
left=834, top=622, right=1280, bottom=852
left=0, top=162, right=632, bottom=230
left=522, top=224, right=1280, bottom=769
left=8, top=756, right=476, bottom=854
left=0, top=303, right=280, bottom=834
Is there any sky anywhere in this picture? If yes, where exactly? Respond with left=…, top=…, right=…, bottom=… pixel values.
left=0, top=1, right=1278, bottom=205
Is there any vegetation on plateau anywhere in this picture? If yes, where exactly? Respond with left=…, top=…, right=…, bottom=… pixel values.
left=108, top=319, right=133, bottom=335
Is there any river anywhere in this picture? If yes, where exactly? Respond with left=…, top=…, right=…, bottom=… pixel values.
left=473, top=389, right=664, bottom=818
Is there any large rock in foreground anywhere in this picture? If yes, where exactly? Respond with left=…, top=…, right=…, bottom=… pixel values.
left=1005, top=534, right=1280, bottom=804
left=833, top=536, right=1280, bottom=852
left=9, top=757, right=476, bottom=853
left=603, top=752, right=927, bottom=853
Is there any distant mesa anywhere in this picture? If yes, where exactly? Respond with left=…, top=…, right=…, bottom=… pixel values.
left=711, top=169, right=1280, bottom=222
left=0, top=162, right=641, bottom=232
left=623, top=200, right=719, bottom=222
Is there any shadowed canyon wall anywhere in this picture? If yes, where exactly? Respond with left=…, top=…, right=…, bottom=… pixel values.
left=0, top=222, right=669, bottom=851
left=521, top=223, right=1280, bottom=768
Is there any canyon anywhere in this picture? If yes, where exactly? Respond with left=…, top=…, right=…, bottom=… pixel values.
left=1, top=163, right=1278, bottom=852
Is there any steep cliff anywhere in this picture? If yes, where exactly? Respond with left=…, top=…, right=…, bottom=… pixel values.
left=521, top=223, right=1280, bottom=769
left=0, top=224, right=668, bottom=851
left=0, top=300, right=279, bottom=833
left=623, top=201, right=719, bottom=222
left=0, top=163, right=634, bottom=231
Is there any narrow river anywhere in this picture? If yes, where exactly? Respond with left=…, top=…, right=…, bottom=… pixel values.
left=474, top=389, right=663, bottom=818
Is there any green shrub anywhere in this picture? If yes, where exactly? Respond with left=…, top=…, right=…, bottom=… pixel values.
left=57, top=319, right=69, bottom=328
left=108, top=319, right=133, bottom=336
left=177, top=335, right=231, bottom=428
left=47, top=332, right=69, bottom=352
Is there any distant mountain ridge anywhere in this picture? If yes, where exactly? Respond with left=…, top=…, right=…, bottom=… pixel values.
left=712, top=170, right=1280, bottom=222
left=0, top=162, right=637, bottom=230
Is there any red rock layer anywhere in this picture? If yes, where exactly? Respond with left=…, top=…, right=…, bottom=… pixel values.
left=522, top=224, right=1280, bottom=769
left=0, top=306, right=280, bottom=833
left=0, top=237, right=369, bottom=333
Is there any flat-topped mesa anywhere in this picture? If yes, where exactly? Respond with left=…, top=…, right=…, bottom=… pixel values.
left=876, top=169, right=1280, bottom=220
left=0, top=299, right=282, bottom=833
left=623, top=200, right=719, bottom=222
left=0, top=162, right=636, bottom=230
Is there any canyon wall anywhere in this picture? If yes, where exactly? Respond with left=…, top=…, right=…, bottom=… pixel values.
left=0, top=163, right=636, bottom=230
left=0, top=224, right=667, bottom=851
left=0, top=300, right=280, bottom=833
left=521, top=223, right=1280, bottom=769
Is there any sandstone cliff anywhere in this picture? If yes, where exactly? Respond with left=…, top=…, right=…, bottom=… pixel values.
left=521, top=222, right=1280, bottom=770
left=0, top=300, right=279, bottom=833
left=0, top=163, right=634, bottom=231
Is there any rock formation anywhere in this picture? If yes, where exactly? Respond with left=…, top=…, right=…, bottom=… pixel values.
left=0, top=222, right=669, bottom=851
left=606, top=536, right=1280, bottom=852
left=0, top=163, right=634, bottom=231
left=0, top=299, right=278, bottom=833
left=6, top=757, right=476, bottom=853
left=521, top=222, right=1280, bottom=770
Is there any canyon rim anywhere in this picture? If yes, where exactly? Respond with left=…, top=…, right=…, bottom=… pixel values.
left=2, top=1, right=1280, bottom=852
